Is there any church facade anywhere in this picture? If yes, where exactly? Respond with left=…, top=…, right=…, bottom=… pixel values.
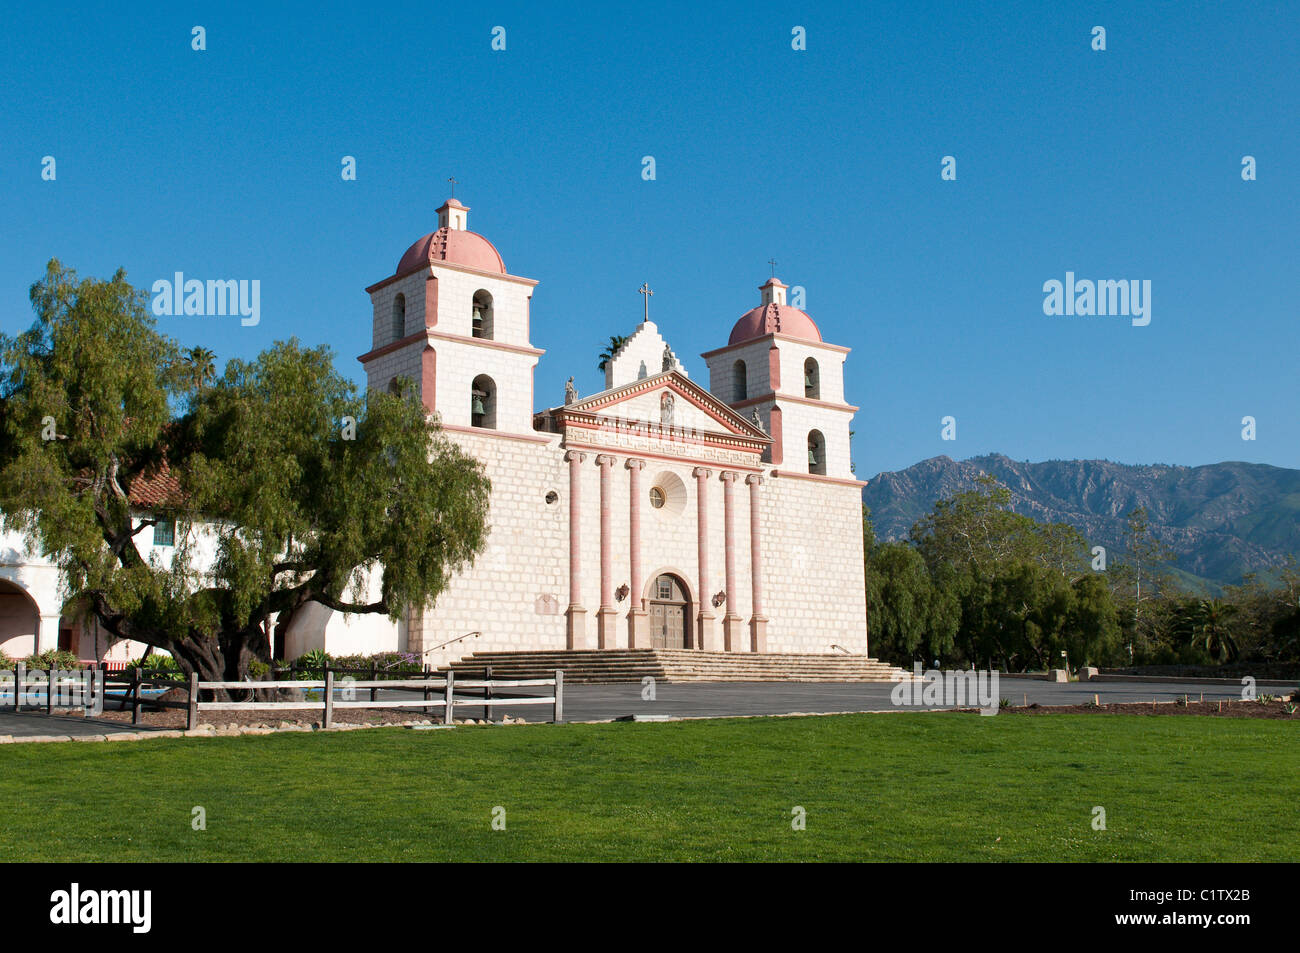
left=357, top=198, right=869, bottom=669
left=0, top=196, right=869, bottom=669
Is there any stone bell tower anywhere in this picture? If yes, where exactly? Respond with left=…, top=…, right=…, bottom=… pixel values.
left=359, top=196, right=543, bottom=436
left=702, top=275, right=857, bottom=480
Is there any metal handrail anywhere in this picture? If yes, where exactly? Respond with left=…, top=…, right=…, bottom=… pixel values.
left=423, top=630, right=483, bottom=656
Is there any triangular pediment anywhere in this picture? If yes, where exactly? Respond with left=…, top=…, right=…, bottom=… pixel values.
left=561, top=371, right=767, bottom=441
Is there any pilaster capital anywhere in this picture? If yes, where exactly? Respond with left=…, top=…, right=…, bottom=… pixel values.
left=595, top=454, right=618, bottom=468
left=625, top=458, right=646, bottom=471
left=564, top=450, right=587, bottom=464
left=719, top=470, right=740, bottom=484
left=745, top=473, right=764, bottom=487
left=692, top=467, right=713, bottom=480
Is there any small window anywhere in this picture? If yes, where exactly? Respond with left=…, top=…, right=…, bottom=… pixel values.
left=545, top=491, right=559, bottom=504
left=733, top=359, right=747, bottom=402
left=154, top=519, right=175, bottom=547
left=392, top=293, right=406, bottom=342
left=657, top=578, right=673, bottom=600
left=649, top=487, right=666, bottom=509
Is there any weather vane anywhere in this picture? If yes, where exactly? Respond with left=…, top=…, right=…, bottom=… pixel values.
left=448, top=176, right=458, bottom=198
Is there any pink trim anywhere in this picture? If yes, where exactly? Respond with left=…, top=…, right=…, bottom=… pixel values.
left=566, top=451, right=585, bottom=607
left=561, top=440, right=762, bottom=472
left=424, top=274, right=439, bottom=328
left=747, top=474, right=764, bottom=619
left=721, top=471, right=739, bottom=622
left=627, top=459, right=645, bottom=613
left=421, top=346, right=436, bottom=415
left=700, top=334, right=852, bottom=360
left=597, top=455, right=616, bottom=610
left=440, top=423, right=554, bottom=444
left=366, top=262, right=539, bottom=294
left=732, top=393, right=859, bottom=413
left=560, top=372, right=766, bottom=440
left=694, top=467, right=712, bottom=647
left=358, top=330, right=426, bottom=364
left=561, top=418, right=765, bottom=456
left=772, top=469, right=868, bottom=488
left=426, top=329, right=544, bottom=357
left=769, top=405, right=784, bottom=465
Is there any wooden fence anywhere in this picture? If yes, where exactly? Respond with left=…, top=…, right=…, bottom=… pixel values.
left=4, top=664, right=564, bottom=731
left=185, top=669, right=563, bottom=730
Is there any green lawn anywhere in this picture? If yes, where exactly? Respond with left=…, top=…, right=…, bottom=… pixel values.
left=2, top=713, right=1295, bottom=861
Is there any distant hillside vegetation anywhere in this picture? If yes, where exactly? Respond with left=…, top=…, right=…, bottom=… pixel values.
left=862, top=454, right=1300, bottom=591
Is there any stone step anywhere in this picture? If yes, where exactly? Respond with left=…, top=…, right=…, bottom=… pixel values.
left=443, top=648, right=914, bottom=684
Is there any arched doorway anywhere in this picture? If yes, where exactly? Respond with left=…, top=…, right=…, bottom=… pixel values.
left=647, top=573, right=692, bottom=649
left=0, top=579, right=41, bottom=659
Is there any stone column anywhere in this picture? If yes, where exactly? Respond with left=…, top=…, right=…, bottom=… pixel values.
left=626, top=458, right=649, bottom=649
left=720, top=471, right=743, bottom=651
left=596, top=454, right=618, bottom=649
left=693, top=467, right=715, bottom=651
left=565, top=450, right=587, bottom=649
left=746, top=473, right=768, bottom=652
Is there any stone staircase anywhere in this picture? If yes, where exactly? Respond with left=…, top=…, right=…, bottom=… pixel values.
left=444, top=649, right=913, bottom=683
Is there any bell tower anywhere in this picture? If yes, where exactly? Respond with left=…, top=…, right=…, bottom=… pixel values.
left=359, top=196, right=543, bottom=436
left=701, top=275, right=857, bottom=480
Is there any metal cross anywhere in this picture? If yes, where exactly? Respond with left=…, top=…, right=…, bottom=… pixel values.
left=448, top=176, right=458, bottom=197
left=768, top=258, right=777, bottom=277
left=639, top=282, right=653, bottom=322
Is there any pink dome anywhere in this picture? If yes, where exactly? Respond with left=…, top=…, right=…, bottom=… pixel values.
left=395, top=227, right=505, bottom=276
left=728, top=302, right=822, bottom=346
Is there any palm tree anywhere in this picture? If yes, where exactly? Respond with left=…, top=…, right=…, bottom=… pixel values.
left=181, top=346, right=217, bottom=391
left=597, top=335, right=629, bottom=374
left=1192, top=598, right=1240, bottom=662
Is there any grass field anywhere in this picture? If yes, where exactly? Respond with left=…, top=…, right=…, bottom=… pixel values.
left=2, top=712, right=1295, bottom=861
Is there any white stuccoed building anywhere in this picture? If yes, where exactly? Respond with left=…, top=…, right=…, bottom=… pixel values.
left=2, top=196, right=875, bottom=675
left=358, top=197, right=870, bottom=672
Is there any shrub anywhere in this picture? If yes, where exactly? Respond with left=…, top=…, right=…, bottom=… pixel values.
left=23, top=649, right=80, bottom=670
left=126, top=654, right=183, bottom=681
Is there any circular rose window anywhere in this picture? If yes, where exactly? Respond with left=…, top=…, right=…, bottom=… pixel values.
left=649, top=487, right=666, bottom=509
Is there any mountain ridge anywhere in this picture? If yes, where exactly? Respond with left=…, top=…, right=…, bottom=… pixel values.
left=862, top=454, right=1300, bottom=589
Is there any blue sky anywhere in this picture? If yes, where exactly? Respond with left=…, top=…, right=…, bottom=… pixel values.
left=2, top=0, right=1296, bottom=477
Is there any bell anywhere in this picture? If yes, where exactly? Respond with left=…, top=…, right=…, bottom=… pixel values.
left=472, top=394, right=486, bottom=415
left=805, top=370, right=815, bottom=389
left=808, top=446, right=818, bottom=466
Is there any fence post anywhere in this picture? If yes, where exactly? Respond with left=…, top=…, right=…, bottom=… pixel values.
left=553, top=669, right=564, bottom=723
left=130, top=667, right=142, bottom=725
left=324, top=670, right=334, bottom=729
left=46, top=668, right=56, bottom=715
left=423, top=663, right=431, bottom=709
left=370, top=661, right=377, bottom=703
left=15, top=662, right=25, bottom=711
left=187, top=672, right=199, bottom=730
left=484, top=665, right=493, bottom=723
left=444, top=669, right=455, bottom=725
